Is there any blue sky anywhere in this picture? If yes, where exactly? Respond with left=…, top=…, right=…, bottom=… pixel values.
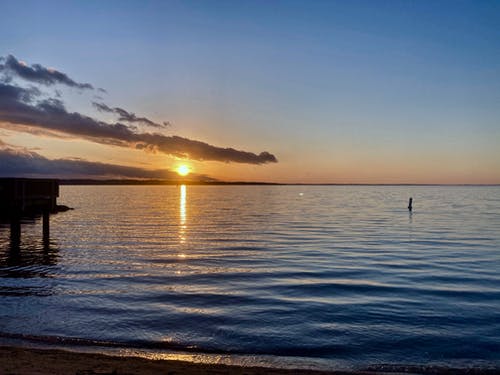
left=1, top=0, right=499, bottom=183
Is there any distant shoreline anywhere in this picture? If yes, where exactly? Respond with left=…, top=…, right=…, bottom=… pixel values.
left=58, top=179, right=500, bottom=186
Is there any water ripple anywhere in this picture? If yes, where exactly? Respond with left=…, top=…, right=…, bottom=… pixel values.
left=0, top=185, right=499, bottom=370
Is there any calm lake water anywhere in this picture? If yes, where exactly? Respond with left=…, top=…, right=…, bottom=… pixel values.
left=1, top=185, right=499, bottom=371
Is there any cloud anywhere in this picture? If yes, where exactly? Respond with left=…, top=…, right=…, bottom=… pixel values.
left=0, top=54, right=94, bottom=90
left=0, top=55, right=277, bottom=165
left=0, top=143, right=212, bottom=180
left=93, top=102, right=170, bottom=129
left=0, top=82, right=41, bottom=103
left=0, top=82, right=278, bottom=164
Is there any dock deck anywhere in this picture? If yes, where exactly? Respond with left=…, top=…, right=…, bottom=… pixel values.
left=0, top=178, right=59, bottom=215
left=0, top=178, right=60, bottom=244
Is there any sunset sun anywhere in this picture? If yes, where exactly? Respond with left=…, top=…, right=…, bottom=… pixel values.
left=176, top=164, right=190, bottom=176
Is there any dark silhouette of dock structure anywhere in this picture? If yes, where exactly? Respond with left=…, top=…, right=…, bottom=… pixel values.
left=0, top=178, right=60, bottom=244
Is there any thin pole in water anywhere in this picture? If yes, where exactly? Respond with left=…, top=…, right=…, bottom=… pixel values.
left=408, top=197, right=413, bottom=212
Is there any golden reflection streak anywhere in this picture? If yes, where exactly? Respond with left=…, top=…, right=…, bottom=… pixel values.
left=179, top=184, right=187, bottom=245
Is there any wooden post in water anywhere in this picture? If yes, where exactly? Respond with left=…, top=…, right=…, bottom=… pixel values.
left=408, top=197, right=413, bottom=212
left=10, top=215, right=21, bottom=247
left=43, top=209, right=50, bottom=242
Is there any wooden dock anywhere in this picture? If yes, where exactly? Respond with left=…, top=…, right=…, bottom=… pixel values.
left=0, top=178, right=60, bottom=243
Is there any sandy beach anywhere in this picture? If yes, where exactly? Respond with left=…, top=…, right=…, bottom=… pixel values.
left=0, top=346, right=365, bottom=375
left=2, top=345, right=500, bottom=375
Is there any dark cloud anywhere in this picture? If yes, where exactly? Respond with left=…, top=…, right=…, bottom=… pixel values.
left=0, top=55, right=277, bottom=165
left=0, top=54, right=94, bottom=90
left=0, top=144, right=193, bottom=179
left=0, top=83, right=41, bottom=103
left=0, top=82, right=278, bottom=164
left=93, top=102, right=170, bottom=129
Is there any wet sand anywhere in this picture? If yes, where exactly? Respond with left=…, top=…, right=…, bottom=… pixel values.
left=2, top=345, right=498, bottom=374
left=0, top=346, right=365, bottom=375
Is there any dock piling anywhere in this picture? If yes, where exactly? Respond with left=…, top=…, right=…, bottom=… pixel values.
left=43, top=210, right=50, bottom=242
left=10, top=216, right=21, bottom=248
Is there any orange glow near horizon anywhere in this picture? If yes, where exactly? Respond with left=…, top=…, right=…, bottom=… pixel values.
left=3, top=131, right=499, bottom=185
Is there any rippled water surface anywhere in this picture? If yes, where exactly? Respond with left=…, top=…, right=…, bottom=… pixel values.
left=1, top=186, right=499, bottom=369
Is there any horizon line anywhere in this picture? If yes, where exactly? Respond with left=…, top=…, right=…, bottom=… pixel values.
left=57, top=179, right=500, bottom=187
left=2, top=177, right=499, bottom=187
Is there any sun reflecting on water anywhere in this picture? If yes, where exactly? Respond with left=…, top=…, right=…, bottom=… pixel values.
left=179, top=184, right=187, bottom=244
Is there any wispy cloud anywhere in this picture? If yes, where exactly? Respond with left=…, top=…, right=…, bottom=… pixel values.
left=0, top=56, right=278, bottom=165
left=93, top=102, right=170, bottom=129
left=0, top=54, right=94, bottom=90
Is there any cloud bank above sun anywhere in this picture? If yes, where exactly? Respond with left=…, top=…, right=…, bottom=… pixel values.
left=0, top=54, right=277, bottom=179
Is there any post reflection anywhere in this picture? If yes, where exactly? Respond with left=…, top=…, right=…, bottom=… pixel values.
left=179, top=184, right=187, bottom=244
left=0, top=218, right=60, bottom=283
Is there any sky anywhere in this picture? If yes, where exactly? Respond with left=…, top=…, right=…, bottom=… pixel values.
left=0, top=0, right=499, bottom=184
